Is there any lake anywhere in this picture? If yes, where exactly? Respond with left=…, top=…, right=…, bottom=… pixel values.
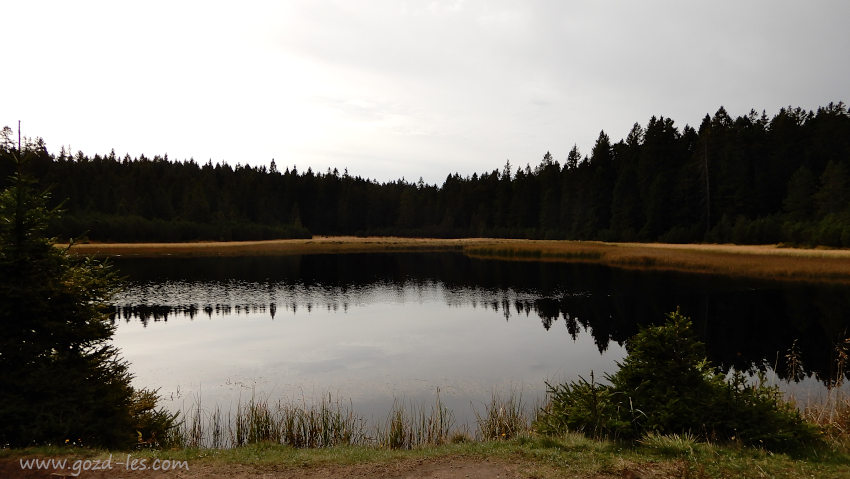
left=110, top=253, right=850, bottom=431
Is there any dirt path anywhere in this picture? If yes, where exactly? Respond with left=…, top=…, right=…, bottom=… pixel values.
left=1, top=455, right=674, bottom=479
left=2, top=457, right=520, bottom=479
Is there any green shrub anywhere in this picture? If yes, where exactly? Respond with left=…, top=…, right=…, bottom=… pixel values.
left=535, top=373, right=627, bottom=439
left=535, top=309, right=821, bottom=452
left=129, top=388, right=181, bottom=447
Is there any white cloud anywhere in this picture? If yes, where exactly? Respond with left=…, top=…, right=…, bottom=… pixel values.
left=2, top=0, right=848, bottom=183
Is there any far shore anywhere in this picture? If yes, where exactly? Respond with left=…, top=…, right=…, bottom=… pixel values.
left=58, top=236, right=850, bottom=284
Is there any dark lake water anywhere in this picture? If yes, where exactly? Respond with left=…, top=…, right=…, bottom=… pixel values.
left=110, top=253, right=850, bottom=426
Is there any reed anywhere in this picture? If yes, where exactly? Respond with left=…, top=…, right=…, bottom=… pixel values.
left=173, top=393, right=365, bottom=449
left=377, top=390, right=455, bottom=449
left=164, top=372, right=850, bottom=453
left=167, top=389, right=542, bottom=449
left=187, top=396, right=204, bottom=448
left=785, top=336, right=850, bottom=448
left=473, top=390, right=529, bottom=440
left=802, top=392, right=850, bottom=444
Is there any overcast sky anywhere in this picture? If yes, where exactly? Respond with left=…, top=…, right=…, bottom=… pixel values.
left=3, top=1, right=848, bottom=184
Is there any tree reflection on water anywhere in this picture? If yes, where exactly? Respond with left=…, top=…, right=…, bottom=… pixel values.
left=111, top=253, right=850, bottom=384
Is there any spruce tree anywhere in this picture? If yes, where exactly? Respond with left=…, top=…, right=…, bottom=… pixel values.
left=0, top=150, right=173, bottom=447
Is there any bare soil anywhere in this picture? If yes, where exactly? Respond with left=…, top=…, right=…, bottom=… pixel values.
left=2, top=456, right=513, bottom=479
left=0, top=455, right=679, bottom=479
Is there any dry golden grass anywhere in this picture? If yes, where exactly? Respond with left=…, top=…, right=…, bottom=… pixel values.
left=58, top=236, right=472, bottom=256
left=802, top=393, right=850, bottom=445
left=463, top=239, right=850, bottom=284
left=58, top=236, right=850, bottom=284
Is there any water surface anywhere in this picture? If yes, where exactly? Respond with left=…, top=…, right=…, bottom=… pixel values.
left=110, top=253, right=850, bottom=425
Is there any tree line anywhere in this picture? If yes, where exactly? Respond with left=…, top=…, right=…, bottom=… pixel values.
left=1, top=102, right=849, bottom=245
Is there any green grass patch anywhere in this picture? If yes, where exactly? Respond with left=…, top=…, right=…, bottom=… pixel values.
left=4, top=434, right=850, bottom=478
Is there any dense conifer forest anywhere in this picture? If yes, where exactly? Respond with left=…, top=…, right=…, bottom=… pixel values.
left=2, top=103, right=849, bottom=245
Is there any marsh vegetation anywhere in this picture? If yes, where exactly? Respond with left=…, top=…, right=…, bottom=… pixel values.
left=66, top=236, right=850, bottom=284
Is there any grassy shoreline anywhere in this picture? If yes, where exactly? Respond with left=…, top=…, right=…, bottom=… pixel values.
left=59, top=236, right=850, bottom=284
left=3, top=435, right=850, bottom=479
